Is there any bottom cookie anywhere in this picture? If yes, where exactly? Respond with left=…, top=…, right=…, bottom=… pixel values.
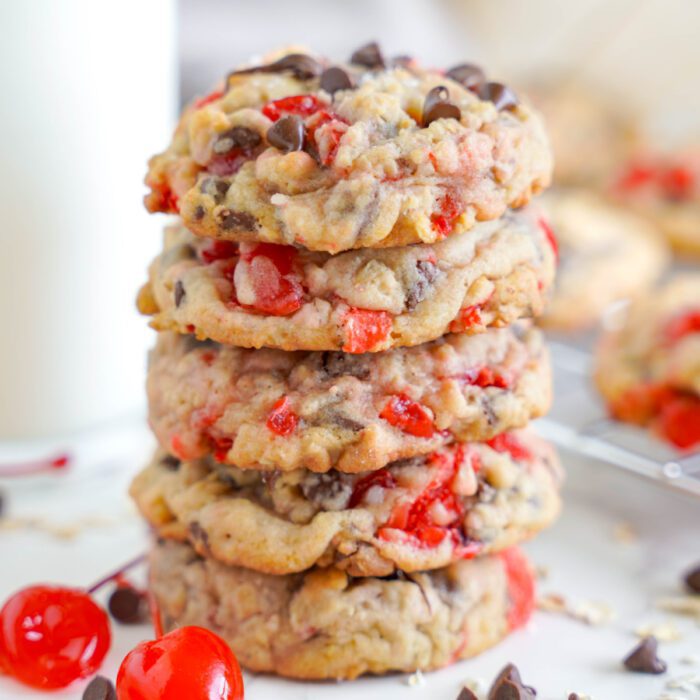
left=150, top=540, right=535, bottom=680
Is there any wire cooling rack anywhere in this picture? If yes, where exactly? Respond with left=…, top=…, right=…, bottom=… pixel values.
left=536, top=340, right=700, bottom=499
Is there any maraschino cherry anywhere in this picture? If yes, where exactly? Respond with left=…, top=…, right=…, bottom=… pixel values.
left=116, top=626, right=244, bottom=700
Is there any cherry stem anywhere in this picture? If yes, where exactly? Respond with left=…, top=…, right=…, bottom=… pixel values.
left=86, top=553, right=147, bottom=595
left=0, top=453, right=71, bottom=478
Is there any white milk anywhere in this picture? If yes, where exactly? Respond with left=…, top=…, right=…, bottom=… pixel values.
left=0, top=1, right=177, bottom=439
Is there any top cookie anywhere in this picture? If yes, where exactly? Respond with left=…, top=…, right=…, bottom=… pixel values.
left=145, top=43, right=552, bottom=253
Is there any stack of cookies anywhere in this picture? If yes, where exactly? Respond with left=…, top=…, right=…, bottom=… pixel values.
left=132, top=43, right=561, bottom=679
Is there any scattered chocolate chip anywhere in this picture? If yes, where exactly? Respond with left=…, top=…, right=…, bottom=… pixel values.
left=350, top=41, right=385, bottom=69
left=623, top=636, right=667, bottom=674
left=320, top=66, right=354, bottom=95
left=216, top=208, right=257, bottom=231
left=457, top=687, right=479, bottom=700
left=446, top=63, right=485, bottom=89
left=267, top=115, right=305, bottom=153
left=160, top=454, right=181, bottom=470
left=684, top=563, right=700, bottom=593
left=477, top=82, right=518, bottom=111
left=193, top=205, right=205, bottom=220
left=108, top=586, right=149, bottom=625
left=228, top=53, right=322, bottom=81
left=213, top=126, right=261, bottom=155
left=199, top=177, right=229, bottom=204
left=422, top=86, right=461, bottom=127
left=174, top=280, right=186, bottom=307
left=568, top=694, right=581, bottom=700
left=488, top=663, right=537, bottom=700
left=406, top=259, right=438, bottom=310
left=82, top=675, right=116, bottom=700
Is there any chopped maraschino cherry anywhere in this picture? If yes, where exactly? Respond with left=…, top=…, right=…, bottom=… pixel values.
left=261, top=94, right=324, bottom=121
left=116, top=626, right=244, bottom=700
left=500, top=547, right=535, bottom=630
left=200, top=240, right=238, bottom=264
left=0, top=452, right=71, bottom=478
left=266, top=396, right=299, bottom=436
left=341, top=307, right=392, bottom=353
left=430, top=192, right=462, bottom=237
left=380, top=393, right=435, bottom=438
left=663, top=309, right=700, bottom=345
left=657, top=393, right=700, bottom=450
left=487, top=433, right=533, bottom=462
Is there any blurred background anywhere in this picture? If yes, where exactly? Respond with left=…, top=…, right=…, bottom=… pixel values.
left=1, top=0, right=698, bottom=442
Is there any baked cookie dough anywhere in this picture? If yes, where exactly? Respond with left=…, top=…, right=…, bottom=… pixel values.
left=145, top=45, right=552, bottom=253
left=131, top=431, right=562, bottom=576
left=612, top=150, right=700, bottom=256
left=540, top=189, right=668, bottom=331
left=146, top=326, right=551, bottom=472
left=595, top=275, right=700, bottom=449
left=150, top=539, right=535, bottom=679
left=137, top=208, right=556, bottom=353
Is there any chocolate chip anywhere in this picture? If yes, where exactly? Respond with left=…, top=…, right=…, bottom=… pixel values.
left=488, top=664, right=537, bottom=700
left=82, top=675, right=116, bottom=700
left=623, top=636, right=667, bottom=674
left=320, top=66, right=354, bottom=95
left=189, top=521, right=210, bottom=550
left=422, top=86, right=461, bottom=127
left=199, top=177, right=229, bottom=204
left=406, top=259, right=438, bottom=310
left=320, top=352, right=371, bottom=380
left=300, top=472, right=352, bottom=510
left=457, top=688, right=479, bottom=700
left=174, top=280, right=186, bottom=307
left=477, top=82, right=518, bottom=111
left=684, top=563, right=700, bottom=593
left=108, top=586, right=148, bottom=625
left=160, top=454, right=181, bottom=470
left=193, top=205, right=205, bottom=220
left=229, top=53, right=322, bottom=81
left=568, top=694, right=581, bottom=700
left=350, top=41, right=385, bottom=69
left=216, top=208, right=257, bottom=231
left=446, top=63, right=485, bottom=89
left=213, top=126, right=261, bottom=155
left=267, top=115, right=305, bottom=153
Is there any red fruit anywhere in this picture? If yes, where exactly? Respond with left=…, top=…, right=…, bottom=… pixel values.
left=210, top=436, right=234, bottom=462
left=147, top=180, right=179, bottom=214
left=341, top=308, right=392, bottom=353
left=262, top=94, right=324, bottom=121
left=266, top=397, right=299, bottom=436
left=501, top=547, right=535, bottom=630
left=660, top=165, right=695, bottom=201
left=349, top=469, right=397, bottom=508
left=657, top=393, right=700, bottom=450
left=307, top=110, right=349, bottom=165
left=609, top=382, right=670, bottom=425
left=430, top=193, right=462, bottom=237
left=380, top=393, right=435, bottom=438
left=193, top=88, right=225, bottom=109
left=116, top=626, right=244, bottom=700
left=539, top=217, right=559, bottom=262
left=0, top=585, right=110, bottom=689
left=663, top=309, right=700, bottom=345
left=487, top=432, right=533, bottom=462
left=615, top=163, right=655, bottom=192
left=449, top=304, right=484, bottom=333
left=207, top=149, right=254, bottom=177
left=459, top=366, right=510, bottom=389
left=200, top=240, right=239, bottom=264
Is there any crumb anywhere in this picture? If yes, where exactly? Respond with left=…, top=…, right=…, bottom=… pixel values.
left=538, top=593, right=615, bottom=626
left=681, top=654, right=700, bottom=666
left=665, top=673, right=700, bottom=692
left=404, top=669, right=426, bottom=687
left=538, top=592, right=567, bottom=614
left=535, top=564, right=550, bottom=580
left=635, top=620, right=682, bottom=642
left=612, top=522, right=638, bottom=543
left=657, top=595, right=700, bottom=620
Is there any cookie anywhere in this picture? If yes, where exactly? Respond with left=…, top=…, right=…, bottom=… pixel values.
left=150, top=539, right=535, bottom=679
left=144, top=45, right=552, bottom=253
left=146, top=326, right=551, bottom=472
left=595, top=275, right=700, bottom=449
left=131, top=431, right=562, bottom=576
left=137, top=208, right=556, bottom=353
left=612, top=150, right=700, bottom=256
left=540, top=189, right=668, bottom=331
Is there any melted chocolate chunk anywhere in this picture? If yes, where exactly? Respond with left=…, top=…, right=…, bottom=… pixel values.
left=623, top=636, right=667, bottom=674
left=82, top=676, right=116, bottom=700
left=160, top=454, right=181, bottom=470
left=488, top=663, right=537, bottom=699
left=216, top=208, right=257, bottom=231
left=229, top=53, right=322, bottom=81
left=174, top=280, right=186, bottom=308
left=108, top=586, right=149, bottom=625
left=320, top=66, right=355, bottom=95
left=193, top=205, right=205, bottom=220
left=213, top=126, right=261, bottom=155
left=457, top=688, right=479, bottom=700
left=422, top=86, right=461, bottom=127
left=301, top=473, right=352, bottom=510
left=320, top=352, right=371, bottom=380
left=568, top=694, right=581, bottom=700
left=199, top=177, right=229, bottom=204
left=350, top=41, right=385, bottom=69
left=267, top=115, right=305, bottom=153
left=684, top=562, right=700, bottom=592
left=446, top=63, right=485, bottom=89
left=406, top=259, right=438, bottom=310
left=477, top=82, right=518, bottom=111
left=391, top=54, right=414, bottom=68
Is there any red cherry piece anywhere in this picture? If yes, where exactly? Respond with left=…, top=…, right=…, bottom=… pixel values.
left=210, top=436, right=233, bottom=462
left=266, top=396, right=299, bottom=436
left=380, top=394, right=435, bottom=438
left=0, top=585, right=110, bottom=689
left=193, top=88, right=225, bottom=110
left=615, top=163, right=655, bottom=192
left=349, top=469, right=397, bottom=508
left=116, top=626, right=244, bottom=700
left=146, top=181, right=179, bottom=214
left=657, top=392, right=700, bottom=450
left=237, top=244, right=304, bottom=316
left=430, top=193, right=462, bottom=237
left=538, top=217, right=559, bottom=262
left=341, top=308, right=392, bottom=353
left=663, top=309, right=700, bottom=345
left=609, top=382, right=669, bottom=425
left=200, top=240, right=239, bottom=264
left=307, top=110, right=349, bottom=165
left=207, top=149, right=255, bottom=177
left=458, top=366, right=510, bottom=389
left=500, top=547, right=535, bottom=630
left=262, top=94, right=324, bottom=121
left=660, top=165, right=695, bottom=200
left=487, top=432, right=533, bottom=462
left=449, top=304, right=484, bottom=333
